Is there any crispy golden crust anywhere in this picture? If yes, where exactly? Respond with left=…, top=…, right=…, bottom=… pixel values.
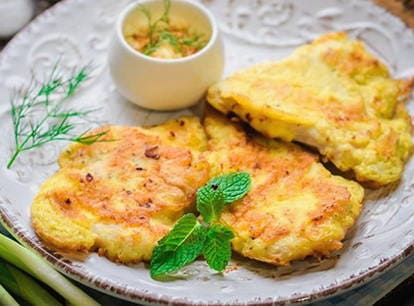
left=207, top=32, right=413, bottom=186
left=31, top=117, right=210, bottom=263
left=204, top=109, right=364, bottom=265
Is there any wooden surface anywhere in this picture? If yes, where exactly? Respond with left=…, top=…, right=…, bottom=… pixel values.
left=0, top=0, right=413, bottom=305
left=375, top=0, right=414, bottom=27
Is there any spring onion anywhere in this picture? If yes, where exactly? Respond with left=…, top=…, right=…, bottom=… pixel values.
left=0, top=283, right=18, bottom=306
left=0, top=260, right=62, bottom=306
left=0, top=233, right=99, bottom=306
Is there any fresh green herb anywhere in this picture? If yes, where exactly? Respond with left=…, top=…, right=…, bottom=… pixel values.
left=196, top=187, right=225, bottom=224
left=0, top=233, right=99, bottom=305
left=0, top=260, right=62, bottom=306
left=158, top=0, right=171, bottom=24
left=159, top=31, right=182, bottom=52
left=137, top=0, right=169, bottom=54
left=208, top=172, right=251, bottom=203
left=181, top=34, right=206, bottom=50
left=143, top=43, right=159, bottom=56
left=138, top=4, right=154, bottom=43
left=134, top=0, right=207, bottom=57
left=0, top=283, right=18, bottom=306
left=150, top=214, right=206, bottom=278
left=7, top=63, right=110, bottom=169
left=202, top=225, right=234, bottom=272
left=197, top=172, right=251, bottom=222
left=150, top=172, right=251, bottom=279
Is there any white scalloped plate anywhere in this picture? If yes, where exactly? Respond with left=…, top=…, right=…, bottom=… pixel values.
left=0, top=0, right=414, bottom=305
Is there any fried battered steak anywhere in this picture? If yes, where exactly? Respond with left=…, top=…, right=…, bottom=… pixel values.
left=204, top=109, right=364, bottom=265
left=208, top=32, right=413, bottom=186
left=31, top=117, right=209, bottom=263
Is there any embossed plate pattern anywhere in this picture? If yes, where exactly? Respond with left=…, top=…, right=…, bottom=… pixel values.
left=0, top=0, right=413, bottom=305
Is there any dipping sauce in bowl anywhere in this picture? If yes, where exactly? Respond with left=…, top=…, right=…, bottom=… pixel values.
left=109, top=0, right=224, bottom=110
left=124, top=0, right=208, bottom=59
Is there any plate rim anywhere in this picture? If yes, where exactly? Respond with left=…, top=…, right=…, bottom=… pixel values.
left=0, top=0, right=413, bottom=305
left=1, top=198, right=413, bottom=305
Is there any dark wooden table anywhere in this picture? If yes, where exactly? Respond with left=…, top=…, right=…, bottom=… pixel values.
left=1, top=0, right=413, bottom=305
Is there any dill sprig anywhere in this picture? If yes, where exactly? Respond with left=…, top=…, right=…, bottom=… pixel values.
left=137, top=0, right=206, bottom=56
left=138, top=0, right=171, bottom=54
left=7, top=63, right=109, bottom=169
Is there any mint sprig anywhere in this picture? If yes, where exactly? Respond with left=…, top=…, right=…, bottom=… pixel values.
left=150, top=172, right=251, bottom=279
left=196, top=188, right=225, bottom=224
left=197, top=172, right=251, bottom=222
left=203, top=225, right=234, bottom=272
left=150, top=214, right=206, bottom=278
left=208, top=172, right=251, bottom=203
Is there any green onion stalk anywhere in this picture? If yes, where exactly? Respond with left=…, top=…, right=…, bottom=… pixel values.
left=0, top=260, right=61, bottom=306
left=0, top=282, right=18, bottom=306
left=0, top=233, right=100, bottom=306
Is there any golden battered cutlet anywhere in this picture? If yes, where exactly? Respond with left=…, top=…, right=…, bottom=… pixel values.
left=204, top=109, right=364, bottom=265
left=31, top=117, right=210, bottom=263
left=208, top=32, right=413, bottom=186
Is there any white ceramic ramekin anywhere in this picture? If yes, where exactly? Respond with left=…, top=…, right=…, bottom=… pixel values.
left=108, top=0, right=224, bottom=111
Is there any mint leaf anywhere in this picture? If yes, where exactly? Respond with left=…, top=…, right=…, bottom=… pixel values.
left=196, top=187, right=225, bottom=223
left=208, top=172, right=251, bottom=203
left=196, top=172, right=251, bottom=223
left=150, top=172, right=251, bottom=280
left=150, top=214, right=206, bottom=278
left=203, top=225, right=234, bottom=272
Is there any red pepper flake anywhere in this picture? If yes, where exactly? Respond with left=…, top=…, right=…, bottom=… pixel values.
left=144, top=199, right=153, bottom=208
left=86, top=173, right=94, bottom=182
left=144, top=146, right=160, bottom=160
